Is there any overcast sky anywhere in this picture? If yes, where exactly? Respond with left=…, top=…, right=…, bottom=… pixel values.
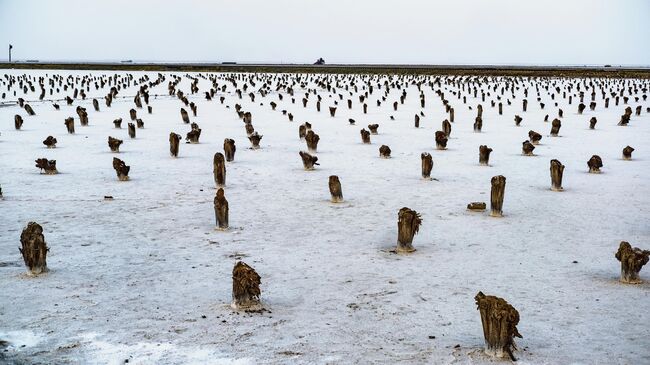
left=1, top=0, right=649, bottom=65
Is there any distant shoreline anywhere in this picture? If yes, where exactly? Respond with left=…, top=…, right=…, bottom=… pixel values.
left=2, top=62, right=649, bottom=78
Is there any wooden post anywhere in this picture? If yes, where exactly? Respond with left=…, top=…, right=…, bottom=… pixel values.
left=169, top=132, right=181, bottom=157
left=299, top=151, right=319, bottom=170
left=232, top=261, right=262, bottom=310
left=248, top=132, right=263, bottom=149
left=19, top=222, right=49, bottom=275
left=214, top=188, right=229, bottom=230
left=550, top=118, right=561, bottom=136
left=528, top=130, right=542, bottom=144
left=514, top=115, right=522, bottom=126
left=93, top=98, right=100, bottom=112
left=24, top=104, right=35, bottom=116
left=180, top=108, right=190, bottom=123
left=589, top=117, right=597, bottom=129
left=128, top=123, right=136, bottom=138
left=615, top=241, right=649, bottom=284
left=108, top=136, right=123, bottom=152
left=112, top=157, right=130, bottom=181
left=396, top=207, right=422, bottom=253
left=329, top=175, right=343, bottom=203
left=474, top=116, right=482, bottom=132
left=414, top=114, right=420, bottom=128
left=113, top=118, right=122, bottom=128
left=35, top=158, right=57, bottom=174
left=421, top=152, right=433, bottom=179
left=435, top=131, right=448, bottom=150
left=522, top=141, right=535, bottom=156
left=360, top=129, right=371, bottom=144
left=76, top=106, right=88, bottom=126
left=306, top=130, right=320, bottom=152
left=224, top=138, right=236, bottom=162
left=186, top=123, right=201, bottom=144
left=479, top=145, right=492, bottom=166
left=587, top=155, right=603, bottom=173
left=379, top=145, right=391, bottom=158
left=329, top=106, right=337, bottom=117
left=213, top=152, right=226, bottom=187
left=490, top=175, right=506, bottom=217
left=368, top=124, right=379, bottom=134
left=550, top=159, right=564, bottom=191
left=43, top=136, right=57, bottom=148
left=622, top=146, right=634, bottom=160
left=442, top=119, right=451, bottom=137
left=475, top=292, right=522, bottom=360
left=14, top=115, right=23, bottom=130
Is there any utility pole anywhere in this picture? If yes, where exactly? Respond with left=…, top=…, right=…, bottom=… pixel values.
left=8, top=44, right=12, bottom=63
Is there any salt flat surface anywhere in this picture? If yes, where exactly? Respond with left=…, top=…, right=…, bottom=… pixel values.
left=0, top=69, right=649, bottom=364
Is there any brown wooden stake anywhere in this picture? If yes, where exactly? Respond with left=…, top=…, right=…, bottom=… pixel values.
left=306, top=130, right=320, bottom=152
left=622, top=146, right=634, bottom=160
left=435, top=131, right=448, bottom=150
left=587, top=155, right=603, bottom=173
left=19, top=222, right=49, bottom=275
left=42, top=136, right=57, bottom=148
left=14, top=114, right=23, bottom=130
left=108, top=136, right=123, bottom=152
left=299, top=151, right=319, bottom=170
left=360, top=129, right=371, bottom=144
left=169, top=132, right=181, bottom=157
left=421, top=152, right=433, bottom=179
left=213, top=152, right=226, bottom=187
left=522, top=141, right=535, bottom=156
left=329, top=175, right=343, bottom=202
left=232, top=261, right=262, bottom=310
left=550, top=118, right=561, bottom=136
left=490, top=175, right=506, bottom=217
left=214, top=188, right=229, bottom=230
left=396, top=207, right=422, bottom=253
left=35, top=158, right=57, bottom=174
left=550, top=159, right=564, bottom=191
left=479, top=145, right=492, bottom=166
left=379, top=145, right=391, bottom=158
left=224, top=138, right=236, bottom=162
left=475, top=292, right=522, bottom=360
left=615, top=241, right=649, bottom=284
left=248, top=132, right=263, bottom=149
left=112, top=157, right=130, bottom=181
left=368, top=124, right=379, bottom=134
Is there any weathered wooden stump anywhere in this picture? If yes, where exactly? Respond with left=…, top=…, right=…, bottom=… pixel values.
left=14, top=115, right=23, bottom=130
left=550, top=118, right=561, bottom=136
left=421, top=152, right=433, bottom=179
left=435, top=131, right=448, bottom=150
left=414, top=114, right=420, bottom=128
left=43, top=136, right=57, bottom=148
left=299, top=151, right=319, bottom=170
left=76, top=106, right=88, bottom=126
left=248, top=132, right=263, bottom=149
left=213, top=152, right=226, bottom=187
left=514, top=115, right=523, bottom=126
left=396, top=207, right=422, bottom=253
left=550, top=159, right=564, bottom=191
left=128, top=123, right=136, bottom=138
left=589, top=117, right=597, bottom=129
left=169, top=132, right=181, bottom=157
left=587, top=155, right=603, bottom=173
left=24, top=104, right=35, bottom=116
left=615, top=241, right=649, bottom=284
left=622, top=146, right=634, bottom=160
left=224, top=138, right=236, bottom=162
left=348, top=118, right=356, bottom=125
left=522, top=141, right=535, bottom=156
left=108, top=136, right=123, bottom=152
left=112, top=157, right=130, bottom=181
left=299, top=124, right=307, bottom=140
left=329, top=175, right=343, bottom=203
left=528, top=130, right=542, bottom=144
left=379, top=145, right=391, bottom=158
left=35, top=158, right=57, bottom=174
left=360, top=129, right=371, bottom=144
left=479, top=145, right=492, bottom=166
left=368, top=124, right=379, bottom=134
left=186, top=124, right=201, bottom=144
left=578, top=103, right=586, bottom=114
left=474, top=116, right=483, bottom=132
left=19, top=222, right=49, bottom=275
left=93, top=98, right=100, bottom=112
left=306, top=130, right=320, bottom=152
left=180, top=108, right=190, bottom=123
left=329, top=106, right=337, bottom=117
left=245, top=123, right=255, bottom=137
left=467, top=202, right=486, bottom=211
left=490, top=175, right=506, bottom=217
left=475, top=292, right=522, bottom=360
left=442, top=119, right=452, bottom=137
left=136, top=118, right=144, bottom=128
left=64, top=117, right=75, bottom=134
left=232, top=261, right=262, bottom=310
left=214, top=188, right=229, bottom=230
left=113, top=118, right=122, bottom=128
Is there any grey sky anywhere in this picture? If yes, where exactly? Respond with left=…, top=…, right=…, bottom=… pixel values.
left=1, top=0, right=649, bottom=65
